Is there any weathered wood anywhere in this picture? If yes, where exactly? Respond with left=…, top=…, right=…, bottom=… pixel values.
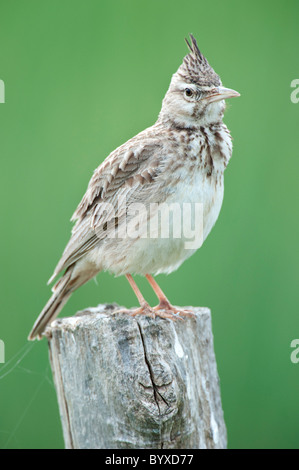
left=46, top=304, right=227, bottom=449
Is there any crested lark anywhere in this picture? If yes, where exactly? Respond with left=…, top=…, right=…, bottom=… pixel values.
left=29, top=35, right=240, bottom=340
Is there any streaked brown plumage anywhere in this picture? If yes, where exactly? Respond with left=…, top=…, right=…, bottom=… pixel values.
left=28, top=34, right=240, bottom=340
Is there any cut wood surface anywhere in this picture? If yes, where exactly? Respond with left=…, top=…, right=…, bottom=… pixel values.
left=46, top=304, right=227, bottom=449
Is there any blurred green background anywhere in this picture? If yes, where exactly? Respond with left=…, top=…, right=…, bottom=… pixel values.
left=0, top=0, right=298, bottom=449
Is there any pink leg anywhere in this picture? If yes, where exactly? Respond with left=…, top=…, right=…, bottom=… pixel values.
left=145, top=274, right=172, bottom=309
left=146, top=274, right=195, bottom=318
left=121, top=274, right=154, bottom=318
left=126, top=274, right=148, bottom=308
left=115, top=274, right=193, bottom=321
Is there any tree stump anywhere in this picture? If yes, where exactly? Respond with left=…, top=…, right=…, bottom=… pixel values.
left=45, top=304, right=227, bottom=449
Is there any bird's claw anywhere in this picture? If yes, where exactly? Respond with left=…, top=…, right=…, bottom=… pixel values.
left=153, top=304, right=195, bottom=321
left=113, top=302, right=195, bottom=322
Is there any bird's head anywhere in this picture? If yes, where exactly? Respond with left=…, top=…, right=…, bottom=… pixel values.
left=159, top=34, right=240, bottom=129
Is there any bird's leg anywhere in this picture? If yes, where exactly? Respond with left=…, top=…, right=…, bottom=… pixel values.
left=114, top=274, right=192, bottom=321
left=123, top=275, right=186, bottom=321
left=125, top=274, right=151, bottom=313
left=145, top=274, right=195, bottom=318
left=113, top=274, right=154, bottom=317
left=112, top=274, right=155, bottom=318
left=145, top=274, right=172, bottom=310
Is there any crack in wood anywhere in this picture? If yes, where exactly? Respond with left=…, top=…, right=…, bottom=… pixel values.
left=136, top=320, right=164, bottom=448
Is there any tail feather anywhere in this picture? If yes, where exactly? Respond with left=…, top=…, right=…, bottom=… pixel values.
left=29, top=262, right=100, bottom=340
left=28, top=268, right=74, bottom=341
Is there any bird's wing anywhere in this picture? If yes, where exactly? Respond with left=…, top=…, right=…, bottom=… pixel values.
left=49, top=130, right=163, bottom=284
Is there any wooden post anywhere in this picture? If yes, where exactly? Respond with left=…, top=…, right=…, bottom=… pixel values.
left=45, top=304, right=227, bottom=449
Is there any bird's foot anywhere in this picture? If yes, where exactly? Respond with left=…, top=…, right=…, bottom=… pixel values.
left=153, top=299, right=195, bottom=320
left=113, top=302, right=156, bottom=319
left=129, top=303, right=156, bottom=319
left=113, top=301, right=195, bottom=321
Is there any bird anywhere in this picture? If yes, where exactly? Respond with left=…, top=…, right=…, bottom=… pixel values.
left=28, top=34, right=240, bottom=340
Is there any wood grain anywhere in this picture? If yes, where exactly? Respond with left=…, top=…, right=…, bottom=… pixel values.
left=46, top=304, right=227, bottom=449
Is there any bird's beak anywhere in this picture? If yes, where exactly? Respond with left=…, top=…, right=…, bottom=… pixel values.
left=206, top=86, right=240, bottom=103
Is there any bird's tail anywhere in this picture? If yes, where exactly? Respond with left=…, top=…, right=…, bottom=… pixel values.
left=28, top=265, right=93, bottom=341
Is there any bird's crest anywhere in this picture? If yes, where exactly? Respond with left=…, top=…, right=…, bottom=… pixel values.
left=177, top=34, right=221, bottom=87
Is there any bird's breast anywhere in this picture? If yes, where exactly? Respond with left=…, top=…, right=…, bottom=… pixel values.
left=164, top=165, right=224, bottom=243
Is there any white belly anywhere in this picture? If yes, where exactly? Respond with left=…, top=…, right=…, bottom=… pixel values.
left=94, top=170, right=224, bottom=276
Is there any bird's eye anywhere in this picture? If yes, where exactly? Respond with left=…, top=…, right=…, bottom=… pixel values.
left=185, top=88, right=193, bottom=97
